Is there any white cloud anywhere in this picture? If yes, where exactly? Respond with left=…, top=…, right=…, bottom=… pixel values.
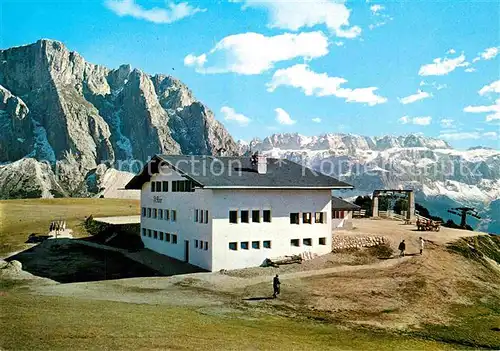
left=184, top=53, right=206, bottom=67
left=311, top=117, right=322, bottom=123
left=418, top=54, right=468, bottom=76
left=398, top=90, right=432, bottom=104
left=105, top=0, right=204, bottom=23
left=480, top=47, right=499, bottom=60
left=184, top=31, right=329, bottom=75
left=439, top=131, right=498, bottom=141
left=334, top=41, right=345, bottom=47
left=398, top=116, right=432, bottom=125
left=220, top=106, right=251, bottom=126
left=465, top=67, right=476, bottom=73
left=440, top=119, right=454, bottom=128
left=267, top=64, right=387, bottom=106
left=447, top=49, right=456, bottom=54
left=479, top=80, right=500, bottom=96
left=464, top=99, right=500, bottom=122
left=370, top=4, right=384, bottom=14
left=420, top=81, right=447, bottom=90
left=235, top=0, right=361, bottom=38
left=275, top=108, right=296, bottom=125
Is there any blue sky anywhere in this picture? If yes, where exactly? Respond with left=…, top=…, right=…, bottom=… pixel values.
left=1, top=0, right=499, bottom=149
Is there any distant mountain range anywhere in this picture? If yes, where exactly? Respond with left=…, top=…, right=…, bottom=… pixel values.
left=0, top=39, right=498, bottom=233
left=239, top=133, right=500, bottom=234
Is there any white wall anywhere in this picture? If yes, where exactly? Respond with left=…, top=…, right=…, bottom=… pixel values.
left=332, top=210, right=353, bottom=229
left=211, top=189, right=332, bottom=271
left=140, top=164, right=213, bottom=270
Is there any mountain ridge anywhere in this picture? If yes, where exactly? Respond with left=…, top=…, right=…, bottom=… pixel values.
left=0, top=39, right=238, bottom=197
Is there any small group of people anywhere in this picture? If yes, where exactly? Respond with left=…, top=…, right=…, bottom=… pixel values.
left=49, top=220, right=66, bottom=233
left=398, top=237, right=425, bottom=257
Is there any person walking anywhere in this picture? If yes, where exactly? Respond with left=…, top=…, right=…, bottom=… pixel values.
left=419, top=237, right=425, bottom=255
left=273, top=274, right=281, bottom=298
left=398, top=240, right=406, bottom=257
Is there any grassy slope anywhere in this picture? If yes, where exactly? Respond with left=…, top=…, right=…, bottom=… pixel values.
left=0, top=294, right=452, bottom=351
left=0, top=198, right=140, bottom=256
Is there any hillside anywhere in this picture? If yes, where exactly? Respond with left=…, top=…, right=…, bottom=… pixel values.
left=1, top=200, right=499, bottom=349
left=241, top=133, right=500, bottom=233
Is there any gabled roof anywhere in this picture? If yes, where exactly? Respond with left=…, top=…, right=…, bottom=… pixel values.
left=125, top=155, right=353, bottom=190
left=331, top=197, right=360, bottom=210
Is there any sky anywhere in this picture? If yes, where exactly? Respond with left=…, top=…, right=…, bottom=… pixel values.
left=1, top=0, right=499, bottom=149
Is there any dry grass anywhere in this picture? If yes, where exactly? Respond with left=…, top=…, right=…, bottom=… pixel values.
left=0, top=293, right=454, bottom=351
left=0, top=198, right=139, bottom=257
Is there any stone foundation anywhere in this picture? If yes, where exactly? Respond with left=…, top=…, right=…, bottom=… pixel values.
left=332, top=235, right=388, bottom=251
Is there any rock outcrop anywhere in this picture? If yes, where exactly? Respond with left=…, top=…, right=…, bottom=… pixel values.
left=0, top=39, right=238, bottom=198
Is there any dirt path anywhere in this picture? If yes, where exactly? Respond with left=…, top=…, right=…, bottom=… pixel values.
left=31, top=255, right=413, bottom=305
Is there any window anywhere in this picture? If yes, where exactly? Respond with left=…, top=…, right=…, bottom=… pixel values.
left=171, top=180, right=194, bottom=193
left=263, top=210, right=271, bottom=222
left=142, top=228, right=146, bottom=236
left=290, top=213, right=300, bottom=224
left=200, top=210, right=204, bottom=224
left=229, top=242, right=237, bottom=250
left=165, top=209, right=170, bottom=221
left=172, top=181, right=178, bottom=192
left=179, top=181, right=185, bottom=192
left=159, top=232, right=164, bottom=241
left=195, top=240, right=199, bottom=248
left=204, top=210, right=208, bottom=224
left=195, top=209, right=199, bottom=223
left=333, top=210, right=345, bottom=219
left=166, top=233, right=171, bottom=242
left=291, top=239, right=300, bottom=247
left=315, top=212, right=325, bottom=224
left=263, top=240, right=271, bottom=249
left=162, top=181, right=168, bottom=192
left=147, top=229, right=152, bottom=237
left=159, top=209, right=163, bottom=220
left=151, top=182, right=156, bottom=192
left=153, top=208, right=157, bottom=219
left=172, top=234, right=177, bottom=244
left=303, top=238, right=312, bottom=246
left=241, top=241, right=249, bottom=250
left=147, top=208, right=151, bottom=218
left=229, top=210, right=238, bottom=224
left=319, top=237, right=326, bottom=245
left=142, top=207, right=146, bottom=217
left=252, top=241, right=260, bottom=249
left=171, top=210, right=176, bottom=222
left=153, top=231, right=158, bottom=239
left=204, top=242, right=208, bottom=251
left=303, top=212, right=312, bottom=224
left=252, top=210, right=260, bottom=223
left=241, top=210, right=249, bottom=223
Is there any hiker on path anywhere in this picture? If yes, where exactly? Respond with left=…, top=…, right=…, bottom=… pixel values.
left=273, top=274, right=281, bottom=298
left=398, top=240, right=406, bottom=257
left=420, top=237, right=425, bottom=255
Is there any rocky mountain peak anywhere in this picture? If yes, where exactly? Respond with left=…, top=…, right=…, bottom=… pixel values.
left=0, top=39, right=238, bottom=197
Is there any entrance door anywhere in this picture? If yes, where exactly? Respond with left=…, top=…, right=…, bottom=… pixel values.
left=184, top=240, right=189, bottom=263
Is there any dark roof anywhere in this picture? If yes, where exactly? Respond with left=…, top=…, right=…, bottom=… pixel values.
left=125, top=155, right=353, bottom=190
left=331, top=197, right=360, bottom=210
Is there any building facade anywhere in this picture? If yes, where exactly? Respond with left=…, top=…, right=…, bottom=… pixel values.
left=127, top=155, right=353, bottom=271
left=331, top=197, right=360, bottom=230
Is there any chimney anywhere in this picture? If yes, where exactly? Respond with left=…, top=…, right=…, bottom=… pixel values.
left=257, top=155, right=267, bottom=174
left=251, top=151, right=267, bottom=174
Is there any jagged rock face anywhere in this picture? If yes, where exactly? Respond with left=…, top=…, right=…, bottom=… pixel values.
left=169, top=102, right=238, bottom=155
left=0, top=85, right=33, bottom=161
left=0, top=158, right=66, bottom=199
left=245, top=133, right=500, bottom=233
left=0, top=39, right=238, bottom=196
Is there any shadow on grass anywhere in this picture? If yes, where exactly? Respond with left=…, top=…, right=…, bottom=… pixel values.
left=7, top=239, right=201, bottom=283
left=243, top=296, right=275, bottom=301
